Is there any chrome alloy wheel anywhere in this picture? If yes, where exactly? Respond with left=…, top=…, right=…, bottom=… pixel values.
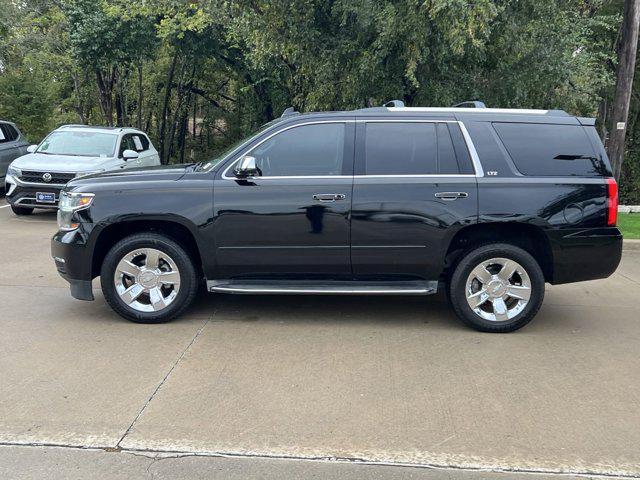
left=114, top=248, right=181, bottom=312
left=465, top=257, right=532, bottom=322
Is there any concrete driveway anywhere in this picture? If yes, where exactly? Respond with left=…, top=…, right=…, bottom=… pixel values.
left=0, top=200, right=639, bottom=479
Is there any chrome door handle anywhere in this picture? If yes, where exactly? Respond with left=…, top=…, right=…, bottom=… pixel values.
left=313, top=193, right=346, bottom=202
left=435, top=192, right=468, bottom=201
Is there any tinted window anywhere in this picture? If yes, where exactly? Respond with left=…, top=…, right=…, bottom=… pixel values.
left=448, top=123, right=474, bottom=174
left=0, top=123, right=18, bottom=143
left=131, top=134, right=149, bottom=152
left=493, top=123, right=607, bottom=176
left=437, top=123, right=459, bottom=174
left=119, top=134, right=137, bottom=156
left=249, top=123, right=345, bottom=176
left=365, top=123, right=437, bottom=175
left=364, top=122, right=468, bottom=175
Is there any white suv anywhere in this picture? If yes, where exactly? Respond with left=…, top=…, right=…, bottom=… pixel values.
left=5, top=125, right=160, bottom=215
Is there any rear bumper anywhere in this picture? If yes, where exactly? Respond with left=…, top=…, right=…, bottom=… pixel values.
left=51, top=228, right=95, bottom=301
left=550, top=227, right=623, bottom=284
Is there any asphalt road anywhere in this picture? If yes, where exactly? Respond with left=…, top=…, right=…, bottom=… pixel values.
left=0, top=200, right=639, bottom=479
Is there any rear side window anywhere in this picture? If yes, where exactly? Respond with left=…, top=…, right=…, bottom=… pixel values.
left=364, top=122, right=472, bottom=175
left=131, top=134, right=149, bottom=152
left=493, top=123, right=608, bottom=177
left=0, top=123, right=18, bottom=143
left=365, top=123, right=437, bottom=175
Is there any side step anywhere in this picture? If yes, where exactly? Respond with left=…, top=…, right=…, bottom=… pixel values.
left=207, top=280, right=438, bottom=296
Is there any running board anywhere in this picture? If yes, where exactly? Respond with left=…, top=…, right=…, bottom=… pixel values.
left=206, top=280, right=438, bottom=295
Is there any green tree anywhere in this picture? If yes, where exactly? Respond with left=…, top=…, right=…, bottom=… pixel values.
left=0, top=70, right=54, bottom=141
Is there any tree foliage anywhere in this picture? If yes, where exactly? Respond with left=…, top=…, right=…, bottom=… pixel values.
left=0, top=0, right=638, bottom=200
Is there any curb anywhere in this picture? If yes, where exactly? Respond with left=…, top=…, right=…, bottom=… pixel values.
left=619, top=205, right=640, bottom=213
left=624, top=239, right=640, bottom=251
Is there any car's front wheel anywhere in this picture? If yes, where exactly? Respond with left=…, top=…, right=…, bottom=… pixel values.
left=448, top=243, right=545, bottom=333
left=11, top=205, right=34, bottom=216
left=100, top=233, right=199, bottom=323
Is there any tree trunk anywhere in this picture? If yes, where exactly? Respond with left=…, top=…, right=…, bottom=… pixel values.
left=137, top=63, right=143, bottom=130
left=119, top=70, right=128, bottom=127
left=192, top=94, right=198, bottom=139
left=607, top=0, right=640, bottom=180
left=115, top=88, right=123, bottom=127
left=71, top=71, right=87, bottom=124
left=158, top=52, right=179, bottom=164
left=166, top=62, right=189, bottom=162
left=95, top=69, right=114, bottom=126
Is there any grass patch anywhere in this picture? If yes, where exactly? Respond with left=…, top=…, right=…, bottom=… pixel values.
left=618, top=213, right=640, bottom=239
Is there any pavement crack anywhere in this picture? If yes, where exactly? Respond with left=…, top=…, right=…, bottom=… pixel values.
left=617, top=272, right=640, bottom=286
left=115, top=314, right=213, bottom=448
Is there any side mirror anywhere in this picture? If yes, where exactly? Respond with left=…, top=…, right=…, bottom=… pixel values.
left=234, top=155, right=259, bottom=177
left=122, top=149, right=139, bottom=161
left=27, top=145, right=37, bottom=153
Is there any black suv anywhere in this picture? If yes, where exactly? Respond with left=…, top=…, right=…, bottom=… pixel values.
left=51, top=103, right=622, bottom=332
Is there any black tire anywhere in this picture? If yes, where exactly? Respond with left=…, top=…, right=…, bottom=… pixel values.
left=100, top=233, right=198, bottom=323
left=11, top=205, right=34, bottom=216
left=448, top=243, right=545, bottom=333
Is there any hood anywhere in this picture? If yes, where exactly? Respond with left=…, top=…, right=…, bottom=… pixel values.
left=11, top=153, right=114, bottom=172
left=67, top=164, right=190, bottom=188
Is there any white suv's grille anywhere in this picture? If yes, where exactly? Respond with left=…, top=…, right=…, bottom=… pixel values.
left=20, top=171, right=76, bottom=184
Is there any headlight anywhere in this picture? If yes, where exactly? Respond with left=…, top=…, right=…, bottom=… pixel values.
left=75, top=169, right=103, bottom=178
left=57, top=191, right=95, bottom=231
left=7, top=165, right=21, bottom=178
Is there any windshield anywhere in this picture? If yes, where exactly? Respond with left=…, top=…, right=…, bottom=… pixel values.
left=198, top=120, right=282, bottom=171
left=37, top=131, right=118, bottom=157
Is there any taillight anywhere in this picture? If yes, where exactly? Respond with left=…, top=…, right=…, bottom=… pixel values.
left=606, top=178, right=618, bottom=226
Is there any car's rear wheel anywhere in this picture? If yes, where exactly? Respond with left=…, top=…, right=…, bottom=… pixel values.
left=100, top=233, right=198, bottom=323
left=448, top=243, right=545, bottom=333
left=11, top=205, right=34, bottom=216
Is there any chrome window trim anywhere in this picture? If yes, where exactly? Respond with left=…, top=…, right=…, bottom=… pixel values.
left=221, top=119, right=484, bottom=180
left=354, top=174, right=476, bottom=179
left=457, top=121, right=484, bottom=177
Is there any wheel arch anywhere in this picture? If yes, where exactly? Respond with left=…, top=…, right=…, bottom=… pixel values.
left=444, top=222, right=554, bottom=282
left=90, top=217, right=204, bottom=279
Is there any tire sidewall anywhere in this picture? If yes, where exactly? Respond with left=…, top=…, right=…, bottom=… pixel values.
left=101, top=234, right=197, bottom=323
left=449, top=243, right=545, bottom=333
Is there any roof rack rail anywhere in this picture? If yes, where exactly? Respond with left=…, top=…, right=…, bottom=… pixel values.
left=453, top=101, right=487, bottom=109
left=383, top=100, right=405, bottom=108
left=281, top=107, right=300, bottom=118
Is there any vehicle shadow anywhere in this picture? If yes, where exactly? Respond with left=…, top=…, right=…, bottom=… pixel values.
left=68, top=284, right=589, bottom=335
left=189, top=291, right=468, bottom=331
left=16, top=210, right=58, bottom=222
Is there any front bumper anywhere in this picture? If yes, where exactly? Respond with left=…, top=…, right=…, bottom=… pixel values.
left=51, top=228, right=95, bottom=301
left=550, top=227, right=623, bottom=284
left=6, top=177, right=64, bottom=209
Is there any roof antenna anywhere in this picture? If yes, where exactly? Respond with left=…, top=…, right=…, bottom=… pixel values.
left=383, top=100, right=405, bottom=108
